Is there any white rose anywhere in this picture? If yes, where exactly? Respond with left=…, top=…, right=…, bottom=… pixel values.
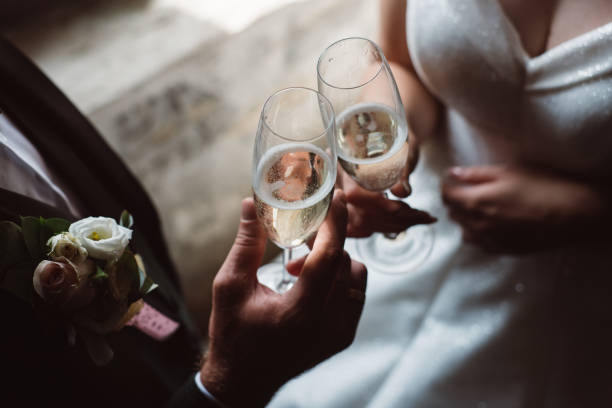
left=47, top=232, right=88, bottom=264
left=69, top=217, right=132, bottom=261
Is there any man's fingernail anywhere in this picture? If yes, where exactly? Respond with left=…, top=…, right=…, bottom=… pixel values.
left=241, top=198, right=257, bottom=220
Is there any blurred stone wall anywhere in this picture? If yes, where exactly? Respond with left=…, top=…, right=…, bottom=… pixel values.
left=4, top=0, right=377, bottom=333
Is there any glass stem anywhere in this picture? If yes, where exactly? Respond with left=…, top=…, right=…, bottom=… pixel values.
left=281, top=247, right=293, bottom=287
left=382, top=190, right=400, bottom=240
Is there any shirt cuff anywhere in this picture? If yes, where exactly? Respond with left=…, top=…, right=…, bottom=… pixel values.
left=194, top=372, right=227, bottom=408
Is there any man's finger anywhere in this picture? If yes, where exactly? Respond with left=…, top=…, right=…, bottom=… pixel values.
left=286, top=255, right=307, bottom=277
left=348, top=260, right=367, bottom=293
left=219, top=198, right=267, bottom=281
left=290, top=189, right=348, bottom=304
left=322, top=258, right=367, bottom=356
left=344, top=260, right=367, bottom=325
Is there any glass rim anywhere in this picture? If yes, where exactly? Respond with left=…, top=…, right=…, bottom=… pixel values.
left=317, top=37, right=385, bottom=90
left=261, top=87, right=336, bottom=143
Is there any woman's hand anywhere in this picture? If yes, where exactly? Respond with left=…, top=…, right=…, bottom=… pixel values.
left=339, top=168, right=436, bottom=238
left=442, top=165, right=610, bottom=253
left=328, top=0, right=441, bottom=240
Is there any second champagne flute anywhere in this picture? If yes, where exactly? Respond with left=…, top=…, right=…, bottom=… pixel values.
left=253, top=87, right=337, bottom=293
left=317, top=37, right=434, bottom=274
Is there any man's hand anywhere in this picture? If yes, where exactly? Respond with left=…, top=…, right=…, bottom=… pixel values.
left=340, top=169, right=436, bottom=238
left=442, top=165, right=611, bottom=253
left=200, top=190, right=367, bottom=407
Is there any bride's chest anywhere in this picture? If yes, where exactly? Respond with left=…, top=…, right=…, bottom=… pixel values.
left=498, top=0, right=612, bottom=58
left=408, top=0, right=612, bottom=176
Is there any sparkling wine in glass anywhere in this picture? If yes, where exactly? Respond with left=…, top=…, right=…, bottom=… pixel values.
left=336, top=102, right=410, bottom=193
left=253, top=87, right=337, bottom=293
left=317, top=37, right=434, bottom=274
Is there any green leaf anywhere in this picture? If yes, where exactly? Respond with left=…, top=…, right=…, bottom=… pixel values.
left=139, top=274, right=158, bottom=296
left=44, top=218, right=70, bottom=235
left=20, top=217, right=71, bottom=262
left=119, top=210, right=133, bottom=229
left=144, top=281, right=158, bottom=295
left=93, top=266, right=109, bottom=280
left=114, top=250, right=140, bottom=303
left=20, top=216, right=46, bottom=261
left=136, top=259, right=157, bottom=297
left=92, top=266, right=109, bottom=291
left=0, top=221, right=29, bottom=281
left=1, top=262, right=36, bottom=303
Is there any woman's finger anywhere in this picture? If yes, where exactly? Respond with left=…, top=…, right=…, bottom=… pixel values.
left=447, top=165, right=503, bottom=184
left=390, top=140, right=420, bottom=197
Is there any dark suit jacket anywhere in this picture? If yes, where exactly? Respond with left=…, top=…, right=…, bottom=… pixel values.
left=0, top=37, right=217, bottom=407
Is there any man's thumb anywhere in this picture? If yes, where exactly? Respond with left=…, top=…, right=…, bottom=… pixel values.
left=220, top=198, right=267, bottom=280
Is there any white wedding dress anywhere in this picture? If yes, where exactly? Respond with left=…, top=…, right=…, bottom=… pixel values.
left=269, top=1, right=612, bottom=407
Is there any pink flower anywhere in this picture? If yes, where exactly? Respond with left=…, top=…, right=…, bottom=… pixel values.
left=32, top=257, right=95, bottom=310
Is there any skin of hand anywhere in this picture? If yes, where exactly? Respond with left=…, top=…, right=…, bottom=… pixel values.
left=338, top=168, right=436, bottom=238
left=388, top=126, right=420, bottom=198
left=441, top=165, right=611, bottom=253
left=200, top=190, right=367, bottom=407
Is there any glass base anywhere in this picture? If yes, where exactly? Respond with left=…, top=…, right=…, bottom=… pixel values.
left=354, top=224, right=435, bottom=275
left=257, top=262, right=297, bottom=293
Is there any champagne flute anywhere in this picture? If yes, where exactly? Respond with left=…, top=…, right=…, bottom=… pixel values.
left=317, top=37, right=434, bottom=274
left=253, top=87, right=337, bottom=293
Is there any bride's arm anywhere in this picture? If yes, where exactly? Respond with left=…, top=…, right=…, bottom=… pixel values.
left=338, top=0, right=442, bottom=238
left=380, top=0, right=441, bottom=147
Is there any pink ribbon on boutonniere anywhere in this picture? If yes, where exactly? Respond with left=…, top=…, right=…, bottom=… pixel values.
left=126, top=302, right=180, bottom=341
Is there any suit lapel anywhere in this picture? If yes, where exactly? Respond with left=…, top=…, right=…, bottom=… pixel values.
left=0, top=38, right=203, bottom=337
left=0, top=37, right=181, bottom=289
left=0, top=187, right=74, bottom=223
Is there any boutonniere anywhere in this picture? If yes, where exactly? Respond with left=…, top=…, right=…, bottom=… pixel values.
left=0, top=211, right=158, bottom=365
